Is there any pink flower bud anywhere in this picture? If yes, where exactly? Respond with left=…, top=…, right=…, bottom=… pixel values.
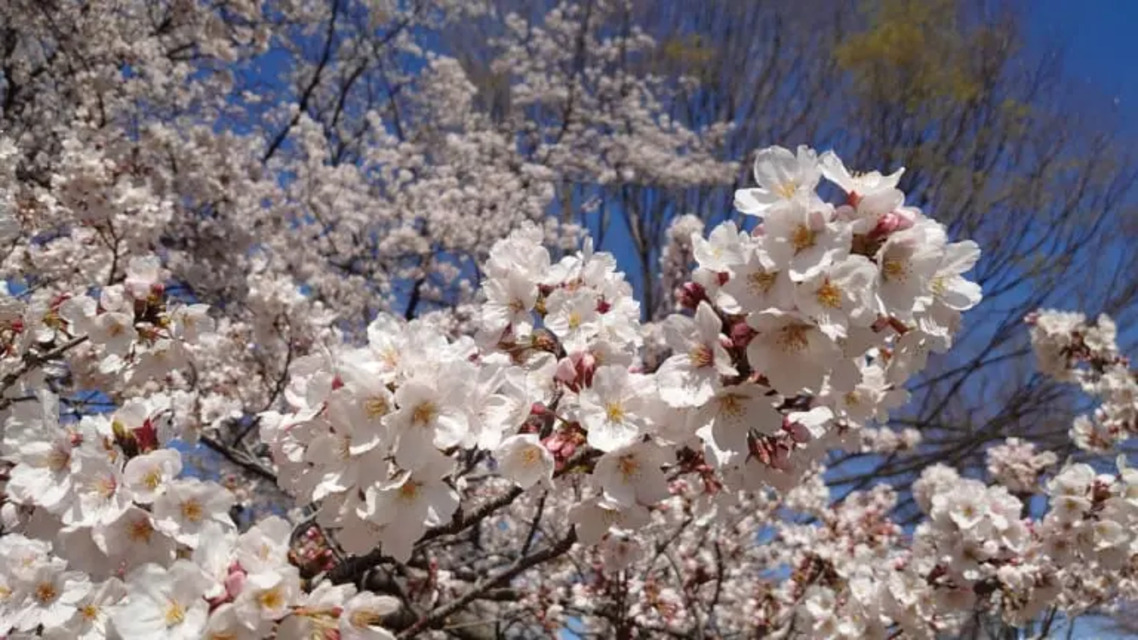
left=561, top=440, right=577, bottom=459
left=544, top=433, right=565, bottom=454
left=225, top=569, right=247, bottom=599
left=554, top=357, right=579, bottom=388
left=770, top=445, right=791, bottom=471
left=730, top=321, right=755, bottom=349
left=870, top=211, right=914, bottom=238
left=677, top=282, right=707, bottom=310
left=785, top=421, right=812, bottom=443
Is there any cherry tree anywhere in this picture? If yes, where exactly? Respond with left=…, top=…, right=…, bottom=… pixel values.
left=0, top=0, right=1134, bottom=638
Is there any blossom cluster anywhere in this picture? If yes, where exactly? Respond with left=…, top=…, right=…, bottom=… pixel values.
left=0, top=520, right=399, bottom=639
left=664, top=444, right=1136, bottom=639
left=261, top=145, right=983, bottom=583
left=1027, top=310, right=1137, bottom=450
left=0, top=250, right=406, bottom=637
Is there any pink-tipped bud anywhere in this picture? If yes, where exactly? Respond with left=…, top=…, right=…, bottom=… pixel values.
left=770, top=445, right=791, bottom=471
left=677, top=282, right=707, bottom=310
left=870, top=211, right=913, bottom=238
left=785, top=421, right=813, bottom=444
left=730, top=321, right=755, bottom=349
left=554, top=356, right=579, bottom=388
left=225, top=569, right=247, bottom=599
left=560, top=440, right=578, bottom=459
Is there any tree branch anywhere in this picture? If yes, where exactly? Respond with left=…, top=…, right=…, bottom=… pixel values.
left=397, top=528, right=578, bottom=638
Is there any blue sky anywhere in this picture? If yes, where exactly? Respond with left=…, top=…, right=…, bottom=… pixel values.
left=1031, top=0, right=1138, bottom=132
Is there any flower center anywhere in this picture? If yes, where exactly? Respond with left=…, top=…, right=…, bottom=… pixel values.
left=815, top=281, right=842, bottom=309
left=164, top=600, right=186, bottom=627
left=604, top=402, right=626, bottom=423
left=747, top=270, right=777, bottom=294
left=364, top=396, right=390, bottom=419
left=128, top=517, right=155, bottom=543
left=96, top=474, right=117, bottom=499
left=47, top=445, right=71, bottom=472
left=258, top=587, right=284, bottom=611
left=521, top=447, right=542, bottom=465
left=350, top=608, right=385, bottom=628
left=778, top=325, right=809, bottom=352
left=398, top=481, right=422, bottom=501
left=411, top=402, right=437, bottom=427
left=689, top=344, right=714, bottom=368
left=143, top=468, right=162, bottom=491
left=791, top=224, right=816, bottom=252
left=34, top=581, right=58, bottom=604
left=717, top=393, right=746, bottom=418
left=181, top=498, right=204, bottom=522
left=618, top=455, right=640, bottom=479
left=882, top=259, right=907, bottom=282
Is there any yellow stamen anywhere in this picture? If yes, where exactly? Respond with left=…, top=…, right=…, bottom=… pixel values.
left=791, top=224, right=816, bottom=252
left=142, top=468, right=162, bottom=491
left=748, top=270, right=777, bottom=294
left=164, top=600, right=186, bottom=627
left=96, top=474, right=117, bottom=499
left=774, top=181, right=797, bottom=199
left=689, top=344, right=714, bottom=368
left=47, top=446, right=71, bottom=472
left=617, top=455, right=640, bottom=479
left=128, top=517, right=155, bottom=543
left=604, top=402, right=626, bottom=423
left=34, top=582, right=58, bottom=604
left=882, top=259, right=907, bottom=282
left=350, top=608, right=385, bottom=628
left=398, top=481, right=421, bottom=501
left=778, top=325, right=809, bottom=352
left=521, top=447, right=542, bottom=465
left=364, top=396, right=390, bottom=419
left=815, top=281, right=842, bottom=309
left=717, top=393, right=746, bottom=417
left=257, top=587, right=284, bottom=611
left=180, top=499, right=204, bottom=523
left=411, top=402, right=436, bottom=427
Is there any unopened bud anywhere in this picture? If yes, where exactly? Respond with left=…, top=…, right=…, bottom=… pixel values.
left=677, top=282, right=707, bottom=310
left=730, top=321, right=755, bottom=349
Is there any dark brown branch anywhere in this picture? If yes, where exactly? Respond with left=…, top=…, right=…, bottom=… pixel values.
left=397, top=528, right=578, bottom=638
